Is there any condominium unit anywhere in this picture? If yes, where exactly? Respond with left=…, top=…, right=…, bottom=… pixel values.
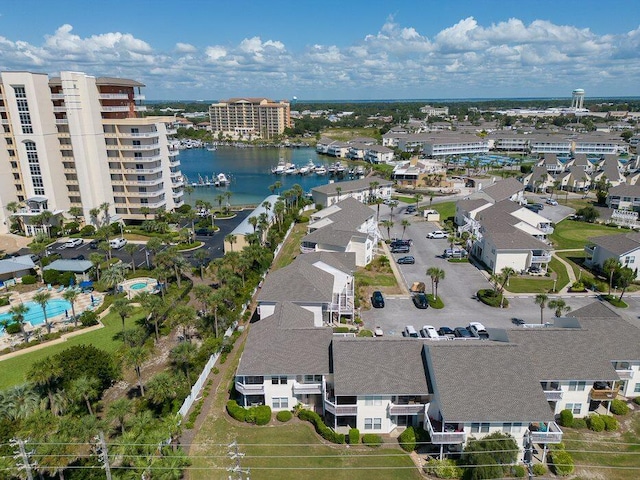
left=0, top=71, right=183, bottom=235
left=209, top=97, right=291, bottom=140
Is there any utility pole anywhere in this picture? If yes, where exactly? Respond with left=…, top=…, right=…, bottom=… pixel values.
left=524, top=431, right=534, bottom=480
left=95, top=430, right=113, bottom=480
left=10, top=438, right=34, bottom=480
left=227, top=440, right=250, bottom=480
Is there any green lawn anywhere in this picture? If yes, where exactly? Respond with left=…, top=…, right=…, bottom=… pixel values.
left=392, top=195, right=415, bottom=204
left=0, top=308, right=146, bottom=389
left=430, top=201, right=456, bottom=220
left=506, top=257, right=569, bottom=293
left=563, top=414, right=640, bottom=480
left=320, top=127, right=381, bottom=142
left=550, top=220, right=629, bottom=250
left=272, top=222, right=308, bottom=271
left=355, top=272, right=398, bottom=287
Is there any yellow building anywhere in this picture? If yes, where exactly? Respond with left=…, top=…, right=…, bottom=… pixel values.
left=209, top=98, right=291, bottom=140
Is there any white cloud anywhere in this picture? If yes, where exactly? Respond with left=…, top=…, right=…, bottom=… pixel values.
left=0, top=19, right=637, bottom=98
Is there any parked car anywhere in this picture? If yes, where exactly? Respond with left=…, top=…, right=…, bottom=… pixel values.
left=467, top=322, right=489, bottom=339
left=397, top=256, right=415, bottom=265
left=72, top=255, right=85, bottom=261
left=371, top=291, right=385, bottom=308
left=374, top=327, right=384, bottom=337
left=412, top=293, right=429, bottom=309
left=454, top=327, right=473, bottom=338
left=88, top=239, right=99, bottom=250
left=391, top=245, right=410, bottom=254
left=29, top=254, right=40, bottom=263
left=64, top=238, right=83, bottom=248
left=195, top=228, right=215, bottom=236
left=443, top=248, right=467, bottom=258
left=438, top=326, right=455, bottom=339
left=420, top=325, right=439, bottom=339
left=109, top=237, right=127, bottom=249
left=427, top=230, right=448, bottom=239
left=405, top=205, right=417, bottom=214
left=391, top=238, right=413, bottom=246
left=403, top=325, right=419, bottom=338
left=545, top=198, right=558, bottom=206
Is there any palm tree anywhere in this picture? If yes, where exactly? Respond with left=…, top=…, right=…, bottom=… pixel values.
left=101, top=262, right=127, bottom=293
left=380, top=220, right=394, bottom=240
left=414, top=193, right=423, bottom=210
left=89, top=207, right=101, bottom=227
left=170, top=342, right=198, bottom=384
left=193, top=249, right=209, bottom=279
left=32, top=291, right=53, bottom=334
left=124, top=242, right=138, bottom=273
left=335, top=186, right=342, bottom=201
left=126, top=346, right=150, bottom=397
left=248, top=216, right=258, bottom=233
left=107, top=398, right=134, bottom=435
left=0, top=384, right=40, bottom=420
left=215, top=193, right=225, bottom=213
left=169, top=305, right=197, bottom=342
left=140, top=206, right=151, bottom=219
left=63, top=288, right=80, bottom=327
left=100, top=201, right=111, bottom=226
left=68, top=206, right=84, bottom=224
left=534, top=293, right=549, bottom=324
left=69, top=376, right=100, bottom=416
left=225, top=233, right=237, bottom=252
left=372, top=197, right=383, bottom=221
left=27, top=358, right=62, bottom=413
left=499, top=267, right=516, bottom=292
left=603, top=257, right=621, bottom=296
left=112, top=297, right=133, bottom=343
left=274, top=180, right=282, bottom=194
left=401, top=219, right=411, bottom=240
left=548, top=298, right=571, bottom=317
left=224, top=191, right=233, bottom=212
left=138, top=291, right=165, bottom=343
left=368, top=180, right=379, bottom=202
left=426, top=267, right=445, bottom=299
left=616, top=266, right=635, bottom=302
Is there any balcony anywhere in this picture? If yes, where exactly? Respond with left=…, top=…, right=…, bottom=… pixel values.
left=584, top=244, right=596, bottom=258
left=425, top=416, right=466, bottom=444
left=544, top=390, right=563, bottom=401
left=127, top=190, right=164, bottom=198
left=50, top=93, right=65, bottom=100
left=121, top=167, right=163, bottom=174
left=170, top=159, right=181, bottom=167
left=168, top=149, right=180, bottom=157
left=389, top=403, right=426, bottom=416
left=589, top=386, right=620, bottom=401
left=529, top=421, right=563, bottom=444
left=531, top=252, right=552, bottom=263
left=1, top=118, right=9, bottom=125
left=538, top=225, right=554, bottom=234
left=235, top=381, right=265, bottom=396
left=293, top=382, right=322, bottom=395
left=616, top=369, right=634, bottom=380
left=55, top=119, right=68, bottom=125
left=324, top=398, right=357, bottom=416
left=52, top=106, right=67, bottom=113
left=101, top=105, right=147, bottom=113
left=116, top=131, right=160, bottom=139
left=99, top=93, right=130, bottom=100
left=125, top=200, right=166, bottom=209
left=166, top=128, right=177, bottom=135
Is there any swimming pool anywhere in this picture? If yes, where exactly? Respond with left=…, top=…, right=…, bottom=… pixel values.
left=0, top=299, right=72, bottom=328
left=130, top=282, right=148, bottom=290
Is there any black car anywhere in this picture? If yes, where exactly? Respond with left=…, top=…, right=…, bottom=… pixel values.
left=371, top=291, right=385, bottom=308
left=391, top=245, right=410, bottom=254
left=397, top=256, right=415, bottom=265
left=405, top=206, right=417, bottom=214
left=88, top=239, right=99, bottom=250
left=72, top=255, right=85, bottom=261
left=454, top=327, right=473, bottom=338
left=412, top=293, right=429, bottom=309
left=438, top=326, right=455, bottom=338
left=195, top=228, right=215, bottom=236
left=391, top=238, right=413, bottom=246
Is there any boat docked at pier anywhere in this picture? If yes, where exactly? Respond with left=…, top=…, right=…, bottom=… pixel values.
left=315, top=165, right=327, bottom=175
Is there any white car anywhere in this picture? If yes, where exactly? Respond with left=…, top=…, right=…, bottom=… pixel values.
left=64, top=238, right=83, bottom=248
left=427, top=230, right=448, bottom=239
left=109, top=237, right=127, bottom=249
left=374, top=327, right=384, bottom=337
left=467, top=322, right=489, bottom=339
left=546, top=198, right=558, bottom=206
left=420, top=325, right=440, bottom=339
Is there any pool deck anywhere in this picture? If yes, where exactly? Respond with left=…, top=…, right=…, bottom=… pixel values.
left=0, top=286, right=103, bottom=351
left=121, top=277, right=160, bottom=298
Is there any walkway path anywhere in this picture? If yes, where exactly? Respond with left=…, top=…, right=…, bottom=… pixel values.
left=551, top=249, right=582, bottom=293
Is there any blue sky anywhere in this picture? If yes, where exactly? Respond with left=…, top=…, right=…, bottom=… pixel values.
left=0, top=0, right=639, bottom=100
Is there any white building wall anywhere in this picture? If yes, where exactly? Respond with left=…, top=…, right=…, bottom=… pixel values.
left=263, top=376, right=297, bottom=411
left=356, top=396, right=397, bottom=434
left=346, top=238, right=371, bottom=267
left=618, top=362, right=640, bottom=398
left=494, top=251, right=530, bottom=273
left=556, top=381, right=591, bottom=418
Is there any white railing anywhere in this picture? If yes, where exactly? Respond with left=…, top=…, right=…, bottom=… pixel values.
left=389, top=403, right=426, bottom=416
left=235, top=382, right=265, bottom=395
left=529, top=422, right=563, bottom=444
left=55, top=119, right=68, bottom=125
left=293, top=382, right=322, bottom=395
left=424, top=416, right=466, bottom=444
left=531, top=254, right=552, bottom=263
left=616, top=369, right=634, bottom=380
left=324, top=398, right=357, bottom=416
left=544, top=390, right=563, bottom=401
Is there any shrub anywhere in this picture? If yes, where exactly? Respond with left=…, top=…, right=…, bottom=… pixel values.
left=79, top=310, right=99, bottom=327
left=587, top=415, right=605, bottom=432
left=512, top=465, right=526, bottom=477
left=0, top=296, right=9, bottom=307
left=297, top=409, right=345, bottom=444
left=226, top=400, right=247, bottom=422
left=572, top=418, right=587, bottom=429
left=5, top=322, right=21, bottom=335
left=43, top=269, right=61, bottom=285
left=398, top=426, right=416, bottom=452
left=570, top=281, right=585, bottom=292
left=532, top=463, right=546, bottom=476
left=21, top=275, right=37, bottom=285
left=357, top=329, right=373, bottom=337
left=80, top=225, right=96, bottom=236
left=610, top=398, right=630, bottom=416
left=476, top=289, right=508, bottom=308
left=53, top=344, right=119, bottom=391
left=558, top=409, right=574, bottom=427
left=423, top=458, right=463, bottom=479
left=634, top=397, right=640, bottom=406
left=362, top=434, right=382, bottom=447
left=298, top=215, right=309, bottom=223
left=212, top=367, right=219, bottom=375
left=252, top=405, right=272, bottom=425
left=549, top=448, right=574, bottom=476
left=276, top=410, right=292, bottom=423
left=333, top=326, right=351, bottom=333
left=348, top=428, right=360, bottom=445
left=602, top=415, right=619, bottom=431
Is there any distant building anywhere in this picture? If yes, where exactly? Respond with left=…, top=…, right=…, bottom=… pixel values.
left=209, top=97, right=291, bottom=139
left=420, top=105, right=449, bottom=117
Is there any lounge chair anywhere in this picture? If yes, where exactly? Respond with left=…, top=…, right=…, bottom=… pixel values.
left=56, top=285, right=65, bottom=293
left=36, top=287, right=45, bottom=293
left=47, top=284, right=52, bottom=291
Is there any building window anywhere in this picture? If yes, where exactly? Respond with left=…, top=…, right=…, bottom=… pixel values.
left=471, top=423, right=490, bottom=433
left=272, top=397, right=289, bottom=409
left=625, top=256, right=635, bottom=265
left=304, top=375, right=322, bottom=383
left=271, top=376, right=288, bottom=385
left=364, top=396, right=383, bottom=406
left=565, top=403, right=582, bottom=415
left=13, top=86, right=33, bottom=134
left=569, top=381, right=586, bottom=391
left=364, top=418, right=382, bottom=430
left=634, top=383, right=640, bottom=393
left=502, top=423, right=511, bottom=433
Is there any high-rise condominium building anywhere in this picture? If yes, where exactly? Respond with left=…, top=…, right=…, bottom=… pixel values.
left=209, top=97, right=291, bottom=140
left=0, top=71, right=183, bottom=236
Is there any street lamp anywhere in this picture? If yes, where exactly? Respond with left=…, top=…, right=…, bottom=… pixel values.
left=553, top=279, right=557, bottom=293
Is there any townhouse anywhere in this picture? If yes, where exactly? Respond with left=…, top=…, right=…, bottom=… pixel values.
left=301, top=198, right=378, bottom=266
left=606, top=184, right=640, bottom=212
left=310, top=176, right=392, bottom=207
left=585, top=231, right=640, bottom=279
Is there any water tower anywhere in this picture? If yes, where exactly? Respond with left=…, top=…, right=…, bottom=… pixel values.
left=571, top=88, right=585, bottom=109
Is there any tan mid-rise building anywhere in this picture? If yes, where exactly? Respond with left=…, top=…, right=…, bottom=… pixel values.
left=209, top=97, right=291, bottom=140
left=0, top=71, right=183, bottom=235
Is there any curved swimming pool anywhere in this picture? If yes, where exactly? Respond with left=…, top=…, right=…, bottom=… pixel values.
left=0, top=299, right=72, bottom=328
left=130, top=282, right=148, bottom=290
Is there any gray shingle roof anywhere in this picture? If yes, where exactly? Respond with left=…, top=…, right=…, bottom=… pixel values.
left=258, top=258, right=334, bottom=303
left=456, top=199, right=490, bottom=214
left=311, top=176, right=392, bottom=196
left=0, top=255, right=35, bottom=276
left=295, top=252, right=356, bottom=273
left=332, top=338, right=430, bottom=396
left=303, top=226, right=367, bottom=248
left=427, top=343, right=554, bottom=423
left=480, top=177, right=524, bottom=202
left=608, top=183, right=640, bottom=198
left=43, top=259, right=93, bottom=272
left=237, top=304, right=332, bottom=376
left=318, top=197, right=376, bottom=226
left=588, top=232, right=640, bottom=256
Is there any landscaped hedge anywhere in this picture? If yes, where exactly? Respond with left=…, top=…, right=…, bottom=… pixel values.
left=21, top=275, right=37, bottom=285
left=634, top=397, right=640, bottom=406
left=610, top=399, right=630, bottom=415
left=427, top=294, right=445, bottom=309
left=511, top=465, right=526, bottom=477
left=276, top=410, right=292, bottom=422
left=586, top=414, right=605, bottom=432
left=0, top=296, right=9, bottom=307
left=477, top=289, right=508, bottom=308
left=558, top=409, right=573, bottom=427
left=532, top=464, right=546, bottom=476
left=572, top=418, right=587, bottom=429
left=362, top=434, right=382, bottom=447
left=398, top=426, right=416, bottom=452
left=602, top=415, right=619, bottom=431
left=226, top=400, right=271, bottom=425
left=297, top=409, right=345, bottom=444
left=348, top=428, right=360, bottom=445
left=423, top=458, right=463, bottom=479
left=549, top=447, right=574, bottom=476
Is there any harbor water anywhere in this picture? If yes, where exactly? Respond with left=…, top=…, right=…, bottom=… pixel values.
left=179, top=146, right=355, bottom=206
